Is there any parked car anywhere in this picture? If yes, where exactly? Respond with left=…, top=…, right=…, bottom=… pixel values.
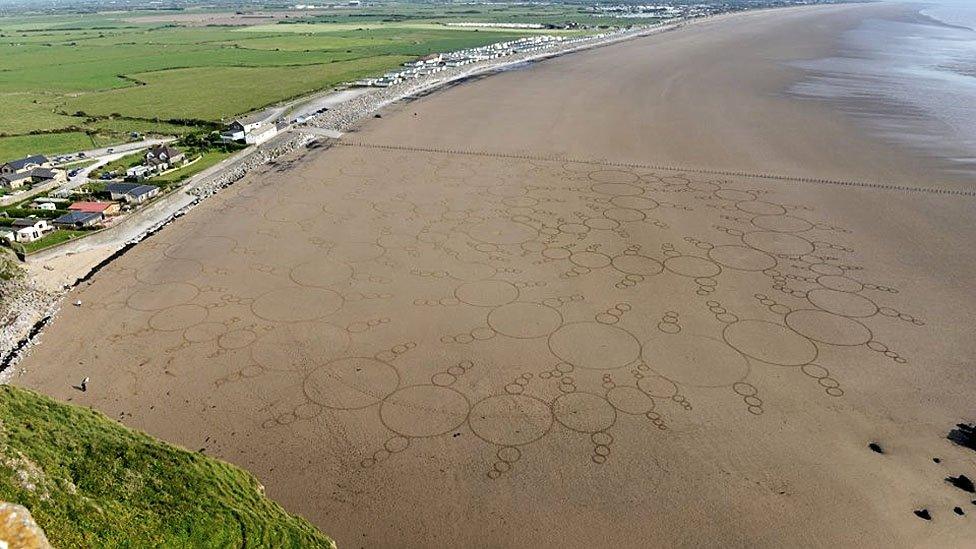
left=68, top=169, right=79, bottom=177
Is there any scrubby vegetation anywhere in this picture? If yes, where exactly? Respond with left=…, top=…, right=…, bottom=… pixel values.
left=0, top=385, right=334, bottom=548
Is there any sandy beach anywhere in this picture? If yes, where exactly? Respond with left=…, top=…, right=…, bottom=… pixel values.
left=11, top=2, right=976, bottom=547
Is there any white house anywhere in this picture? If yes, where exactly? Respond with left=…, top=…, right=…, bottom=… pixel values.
left=221, top=111, right=270, bottom=142
left=11, top=218, right=52, bottom=242
left=244, top=123, right=278, bottom=145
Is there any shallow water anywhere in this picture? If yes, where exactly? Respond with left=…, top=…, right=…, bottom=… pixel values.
left=789, top=1, right=976, bottom=178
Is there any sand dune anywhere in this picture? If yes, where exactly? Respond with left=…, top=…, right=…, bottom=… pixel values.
left=13, top=3, right=976, bottom=547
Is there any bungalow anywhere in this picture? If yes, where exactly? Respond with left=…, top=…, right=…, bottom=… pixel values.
left=244, top=123, right=277, bottom=145
left=145, top=144, right=186, bottom=170
left=69, top=201, right=120, bottom=216
left=0, top=171, right=33, bottom=190
left=53, top=211, right=102, bottom=229
left=28, top=167, right=66, bottom=184
left=28, top=201, right=57, bottom=211
left=1, top=154, right=50, bottom=175
left=10, top=218, right=52, bottom=242
left=105, top=182, right=160, bottom=204
left=125, top=164, right=154, bottom=181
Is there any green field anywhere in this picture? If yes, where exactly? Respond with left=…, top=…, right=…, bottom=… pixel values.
left=0, top=385, right=335, bottom=547
left=0, top=2, right=636, bottom=160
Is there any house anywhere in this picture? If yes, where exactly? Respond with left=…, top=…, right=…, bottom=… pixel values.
left=10, top=218, right=52, bottom=242
left=244, top=123, right=278, bottom=145
left=1, top=155, right=50, bottom=175
left=105, top=182, right=160, bottom=204
left=144, top=145, right=186, bottom=169
left=220, top=111, right=268, bottom=142
left=126, top=164, right=154, bottom=181
left=0, top=229, right=14, bottom=244
left=28, top=201, right=57, bottom=211
left=69, top=201, right=120, bottom=216
left=28, top=167, right=66, bottom=184
left=0, top=172, right=33, bottom=190
left=53, top=211, right=102, bottom=229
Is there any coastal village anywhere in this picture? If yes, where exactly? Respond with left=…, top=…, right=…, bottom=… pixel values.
left=0, top=29, right=626, bottom=257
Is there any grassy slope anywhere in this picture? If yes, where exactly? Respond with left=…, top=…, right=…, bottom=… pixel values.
left=0, top=385, right=335, bottom=548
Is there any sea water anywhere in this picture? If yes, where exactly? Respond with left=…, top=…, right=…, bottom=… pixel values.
left=789, top=0, right=976, bottom=177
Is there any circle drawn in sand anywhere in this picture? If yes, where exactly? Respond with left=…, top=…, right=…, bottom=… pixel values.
left=251, top=322, right=349, bottom=372
left=603, top=207, right=645, bottom=222
left=664, top=255, right=721, bottom=278
left=218, top=329, right=257, bottom=350
left=488, top=302, right=562, bottom=339
left=643, top=332, right=748, bottom=388
left=549, top=322, right=640, bottom=370
left=807, top=288, right=878, bottom=318
left=816, top=275, right=863, bottom=293
left=610, top=195, right=659, bottom=210
left=149, top=304, right=207, bottom=332
left=715, top=189, right=756, bottom=202
left=455, top=280, right=518, bottom=307
left=785, top=309, right=872, bottom=346
left=742, top=231, right=814, bottom=256
left=707, top=245, right=776, bottom=272
left=553, top=392, right=616, bottom=433
left=328, top=242, right=384, bottom=263
left=467, top=218, right=537, bottom=245
left=380, top=385, right=469, bottom=438
left=304, top=357, right=400, bottom=410
left=723, top=319, right=817, bottom=366
left=469, top=394, right=553, bottom=446
left=183, top=321, right=227, bottom=343
left=251, top=287, right=343, bottom=322
left=736, top=200, right=786, bottom=216
left=606, top=386, right=655, bottom=415
left=611, top=254, right=664, bottom=276
left=570, top=251, right=611, bottom=270
left=127, top=282, right=198, bottom=311
left=290, top=258, right=354, bottom=288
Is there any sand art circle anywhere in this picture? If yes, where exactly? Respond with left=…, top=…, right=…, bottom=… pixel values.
left=455, top=280, right=519, bottom=307
left=449, top=262, right=496, bottom=282
left=807, top=288, right=878, bottom=318
left=584, top=217, right=620, bottom=231
left=469, top=394, right=553, bottom=446
left=603, top=207, right=645, bottom=222
left=289, top=257, right=353, bottom=288
left=589, top=170, right=639, bottom=184
left=642, top=332, right=748, bottom=388
left=736, top=200, right=786, bottom=216
left=251, top=322, right=350, bottom=372
left=218, top=329, right=257, bottom=350
left=553, top=392, right=616, bottom=433
left=467, top=218, right=537, bottom=245
left=135, top=257, right=202, bottom=285
left=664, top=255, right=721, bottom=278
left=570, top=251, right=612, bottom=269
left=785, top=309, right=872, bottom=346
left=723, top=320, right=817, bottom=366
left=751, top=215, right=813, bottom=233
left=611, top=254, right=664, bottom=276
left=606, top=386, right=656, bottom=415
left=488, top=302, right=563, bottom=339
left=610, top=195, right=659, bottom=210
left=816, top=275, right=864, bottom=293
left=715, top=189, right=756, bottom=202
left=742, top=231, right=814, bottom=256
left=637, top=375, right=679, bottom=398
left=304, top=357, right=400, bottom=410
left=251, top=287, right=343, bottom=322
left=707, top=245, right=777, bottom=272
left=328, top=242, right=384, bottom=263
left=148, top=304, right=207, bottom=332
left=126, top=282, right=198, bottom=311
left=380, top=385, right=470, bottom=438
left=183, top=322, right=228, bottom=343
left=591, top=182, right=643, bottom=196
left=548, top=322, right=641, bottom=370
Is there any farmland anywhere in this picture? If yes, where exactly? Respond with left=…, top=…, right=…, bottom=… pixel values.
left=0, top=2, right=636, bottom=158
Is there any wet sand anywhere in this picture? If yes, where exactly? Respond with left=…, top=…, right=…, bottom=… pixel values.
left=13, top=3, right=976, bottom=547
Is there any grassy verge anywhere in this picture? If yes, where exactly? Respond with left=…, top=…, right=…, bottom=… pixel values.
left=0, top=385, right=335, bottom=548
left=154, top=150, right=233, bottom=185
left=14, top=230, right=88, bottom=254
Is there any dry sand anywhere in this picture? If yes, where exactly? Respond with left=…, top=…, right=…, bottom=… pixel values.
left=13, top=3, right=976, bottom=547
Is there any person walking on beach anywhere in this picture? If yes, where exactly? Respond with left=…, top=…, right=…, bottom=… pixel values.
left=80, top=377, right=89, bottom=392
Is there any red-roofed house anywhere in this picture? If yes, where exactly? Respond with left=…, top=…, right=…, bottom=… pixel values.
left=69, top=201, right=120, bottom=216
